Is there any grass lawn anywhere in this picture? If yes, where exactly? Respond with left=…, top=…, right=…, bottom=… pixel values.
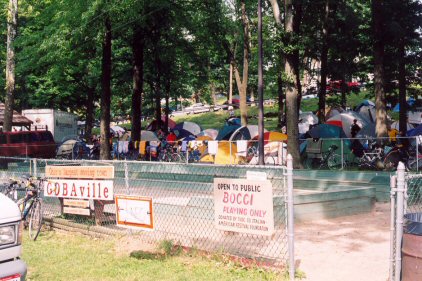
left=22, top=231, right=287, bottom=281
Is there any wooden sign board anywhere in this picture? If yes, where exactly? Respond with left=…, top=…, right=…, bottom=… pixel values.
left=115, top=195, right=153, bottom=230
left=44, top=179, right=113, bottom=200
left=45, top=166, right=114, bottom=179
left=63, top=207, right=91, bottom=216
left=63, top=199, right=90, bottom=208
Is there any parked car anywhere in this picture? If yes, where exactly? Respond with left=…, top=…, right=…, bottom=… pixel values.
left=0, top=131, right=56, bottom=158
left=327, top=80, right=361, bottom=93
left=0, top=193, right=27, bottom=281
left=185, top=103, right=210, bottom=114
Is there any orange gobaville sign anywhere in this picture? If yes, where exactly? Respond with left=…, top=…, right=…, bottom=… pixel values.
left=45, top=166, right=114, bottom=179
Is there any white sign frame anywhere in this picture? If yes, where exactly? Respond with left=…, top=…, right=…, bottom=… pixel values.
left=115, top=195, right=154, bottom=230
left=214, top=178, right=274, bottom=236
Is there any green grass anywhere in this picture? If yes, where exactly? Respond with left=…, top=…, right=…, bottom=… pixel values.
left=22, top=231, right=288, bottom=281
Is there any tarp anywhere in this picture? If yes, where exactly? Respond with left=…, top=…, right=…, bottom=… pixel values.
left=326, top=111, right=369, bottom=138
left=216, top=125, right=241, bottom=140
left=173, top=121, right=202, bottom=137
left=146, top=116, right=176, bottom=131
left=199, top=142, right=239, bottom=164
left=229, top=125, right=266, bottom=141
left=140, top=130, right=159, bottom=141
left=408, top=124, right=422, bottom=136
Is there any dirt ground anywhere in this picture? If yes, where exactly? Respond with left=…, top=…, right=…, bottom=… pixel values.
left=295, top=202, right=391, bottom=281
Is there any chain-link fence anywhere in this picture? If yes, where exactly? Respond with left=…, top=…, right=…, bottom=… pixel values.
left=389, top=163, right=422, bottom=281
left=0, top=156, right=294, bottom=277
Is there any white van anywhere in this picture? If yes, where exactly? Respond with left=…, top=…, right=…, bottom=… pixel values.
left=0, top=194, right=27, bottom=280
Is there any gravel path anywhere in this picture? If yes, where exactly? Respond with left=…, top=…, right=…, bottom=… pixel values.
left=295, top=203, right=390, bottom=281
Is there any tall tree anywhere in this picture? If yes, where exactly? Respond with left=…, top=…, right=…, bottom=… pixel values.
left=284, top=0, right=302, bottom=167
left=3, top=0, right=18, bottom=132
left=372, top=0, right=388, bottom=139
left=131, top=26, right=145, bottom=142
left=100, top=15, right=112, bottom=160
left=318, top=0, right=330, bottom=123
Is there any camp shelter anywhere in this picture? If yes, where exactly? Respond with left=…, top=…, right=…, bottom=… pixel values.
left=355, top=100, right=376, bottom=123
left=196, top=135, right=213, bottom=156
left=251, top=131, right=287, bottom=145
left=229, top=125, right=267, bottom=141
left=299, top=112, right=318, bottom=134
left=326, top=111, right=369, bottom=138
left=0, top=103, right=33, bottom=129
left=391, top=121, right=414, bottom=132
left=325, top=106, right=344, bottom=120
left=174, top=121, right=202, bottom=139
left=146, top=116, right=176, bottom=131
left=356, top=123, right=376, bottom=139
left=199, top=141, right=239, bottom=164
left=197, top=129, right=219, bottom=140
left=306, top=123, right=353, bottom=160
left=216, top=124, right=241, bottom=140
left=140, top=130, right=159, bottom=141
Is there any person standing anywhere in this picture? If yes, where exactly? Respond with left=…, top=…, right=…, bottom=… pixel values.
left=350, top=119, right=361, bottom=138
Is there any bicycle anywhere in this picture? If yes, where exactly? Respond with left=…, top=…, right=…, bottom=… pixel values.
left=304, top=144, right=342, bottom=170
left=158, top=142, right=183, bottom=163
left=239, top=145, right=277, bottom=166
left=15, top=176, right=45, bottom=241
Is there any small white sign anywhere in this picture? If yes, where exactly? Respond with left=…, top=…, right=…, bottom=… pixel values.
left=63, top=207, right=90, bottom=216
left=246, top=171, right=267, bottom=181
left=214, top=178, right=274, bottom=236
left=115, top=195, right=153, bottom=230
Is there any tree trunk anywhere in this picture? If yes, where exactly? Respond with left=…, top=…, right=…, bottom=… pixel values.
left=228, top=64, right=233, bottom=104
left=3, top=0, right=18, bottom=132
left=100, top=16, right=112, bottom=160
left=277, top=65, right=284, bottom=129
left=285, top=0, right=301, bottom=168
left=131, top=27, right=144, bottom=142
left=154, top=51, right=162, bottom=131
left=164, top=78, right=170, bottom=133
left=84, top=86, right=95, bottom=143
left=318, top=0, right=330, bottom=123
left=398, top=39, right=407, bottom=134
left=238, top=0, right=250, bottom=126
left=372, top=0, right=388, bottom=139
left=340, top=73, right=347, bottom=109
left=293, top=2, right=302, bottom=115
left=257, top=0, right=264, bottom=165
left=211, top=82, right=217, bottom=105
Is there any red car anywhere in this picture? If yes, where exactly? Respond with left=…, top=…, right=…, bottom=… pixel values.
left=0, top=131, right=56, bottom=158
left=327, top=80, right=361, bottom=93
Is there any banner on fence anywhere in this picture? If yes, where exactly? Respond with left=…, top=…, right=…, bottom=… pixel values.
left=115, top=195, right=154, bottom=230
left=45, top=165, right=114, bottom=179
left=214, top=178, right=274, bottom=236
left=44, top=179, right=113, bottom=200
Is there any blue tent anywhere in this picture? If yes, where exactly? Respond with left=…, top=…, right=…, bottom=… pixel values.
left=393, top=98, right=416, bottom=112
left=408, top=124, right=422, bottom=137
left=216, top=125, right=241, bottom=140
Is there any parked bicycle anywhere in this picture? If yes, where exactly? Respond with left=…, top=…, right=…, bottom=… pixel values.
left=304, top=144, right=341, bottom=170
left=1, top=176, right=45, bottom=241
left=158, top=141, right=183, bottom=162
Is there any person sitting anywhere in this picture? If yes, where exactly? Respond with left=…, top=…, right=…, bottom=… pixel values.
left=166, top=130, right=177, bottom=145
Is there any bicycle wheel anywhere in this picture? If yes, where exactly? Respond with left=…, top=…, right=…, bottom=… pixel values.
left=327, top=154, right=342, bottom=170
left=264, top=155, right=277, bottom=166
left=29, top=199, right=42, bottom=241
left=170, top=153, right=182, bottom=163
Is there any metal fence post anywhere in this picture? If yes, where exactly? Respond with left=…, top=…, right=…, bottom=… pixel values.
left=416, top=136, right=419, bottom=172
left=341, top=139, right=344, bottom=169
left=286, top=154, right=295, bottom=281
left=33, top=158, right=38, bottom=177
left=124, top=161, right=130, bottom=195
left=395, top=162, right=406, bottom=281
left=390, top=175, right=397, bottom=281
